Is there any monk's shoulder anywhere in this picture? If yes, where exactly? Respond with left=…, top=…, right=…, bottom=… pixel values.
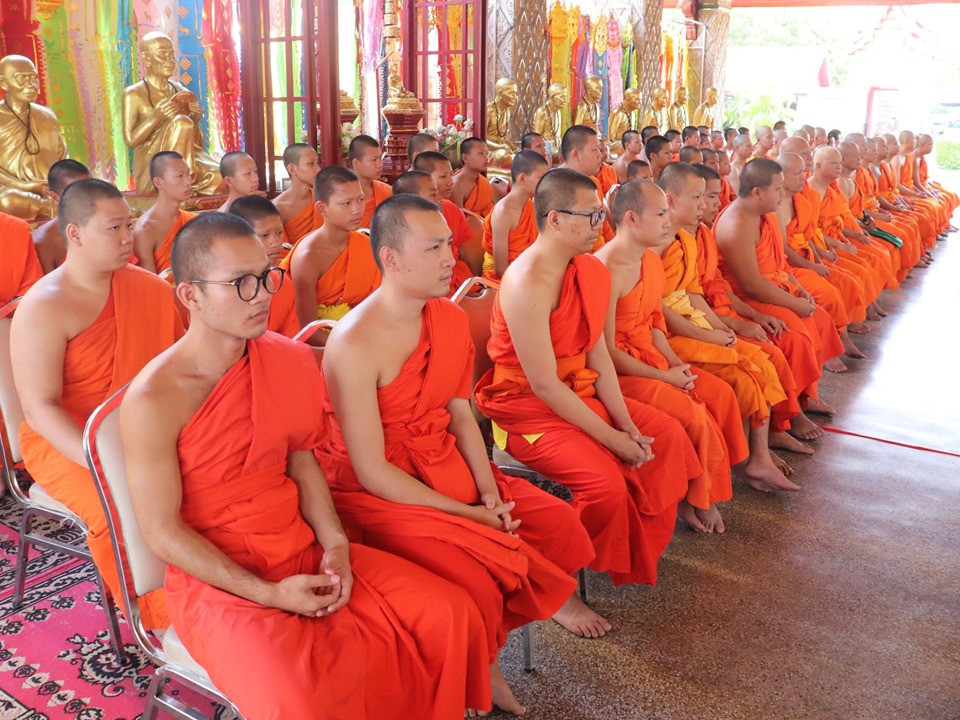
left=117, top=265, right=178, bottom=309
left=256, top=331, right=318, bottom=377
left=426, top=297, right=469, bottom=333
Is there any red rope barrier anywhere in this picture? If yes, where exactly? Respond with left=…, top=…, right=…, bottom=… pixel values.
left=820, top=425, right=960, bottom=459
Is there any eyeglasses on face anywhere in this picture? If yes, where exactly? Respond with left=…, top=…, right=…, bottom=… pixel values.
left=190, top=267, right=285, bottom=301
left=541, top=208, right=607, bottom=227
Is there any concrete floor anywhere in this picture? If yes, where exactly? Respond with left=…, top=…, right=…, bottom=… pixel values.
left=499, top=235, right=960, bottom=719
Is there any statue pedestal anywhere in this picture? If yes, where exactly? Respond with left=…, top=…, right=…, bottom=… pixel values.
left=123, top=192, right=231, bottom=216
left=381, top=106, right=424, bottom=182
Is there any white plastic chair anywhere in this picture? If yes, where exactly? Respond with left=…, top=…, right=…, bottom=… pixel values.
left=0, top=302, right=125, bottom=660
left=84, top=387, right=245, bottom=720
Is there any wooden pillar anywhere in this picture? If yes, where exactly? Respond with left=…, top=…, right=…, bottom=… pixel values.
left=631, top=0, right=664, bottom=121
left=315, top=0, right=341, bottom=165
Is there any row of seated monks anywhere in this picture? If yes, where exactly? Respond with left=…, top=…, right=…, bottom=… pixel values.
left=1, top=114, right=955, bottom=718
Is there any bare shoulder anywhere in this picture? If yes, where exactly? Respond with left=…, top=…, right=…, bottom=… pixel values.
left=122, top=348, right=200, bottom=439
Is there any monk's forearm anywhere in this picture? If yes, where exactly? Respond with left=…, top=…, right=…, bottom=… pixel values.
left=785, top=246, right=818, bottom=271
left=355, top=456, right=482, bottom=521
left=609, top=345, right=669, bottom=382
left=287, top=451, right=349, bottom=551
left=447, top=408, right=500, bottom=499
left=529, top=377, right=621, bottom=446
left=662, top=305, right=712, bottom=342
left=652, top=331, right=684, bottom=367
left=21, top=402, right=86, bottom=466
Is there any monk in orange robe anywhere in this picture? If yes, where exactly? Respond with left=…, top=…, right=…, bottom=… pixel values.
left=874, top=136, right=937, bottom=266
left=776, top=152, right=869, bottom=350
left=714, top=159, right=846, bottom=377
left=391, top=169, right=474, bottom=296
left=284, top=167, right=381, bottom=333
left=558, top=126, right=614, bottom=246
left=347, top=134, right=393, bottom=228
left=120, top=214, right=489, bottom=720
left=717, top=150, right=736, bottom=211
left=1, top=211, right=42, bottom=315
left=596, top=162, right=619, bottom=195
left=915, top=133, right=959, bottom=225
left=476, top=169, right=700, bottom=586
left=133, top=151, right=196, bottom=274
left=655, top=164, right=801, bottom=491
left=319, top=195, right=607, bottom=714
left=228, top=196, right=300, bottom=337
left=692, top=163, right=825, bottom=450
left=452, top=137, right=495, bottom=218
left=894, top=131, right=949, bottom=239
left=482, top=151, right=547, bottom=280
left=11, top=180, right=183, bottom=630
left=597, top=180, right=741, bottom=534
left=274, top=143, right=323, bottom=245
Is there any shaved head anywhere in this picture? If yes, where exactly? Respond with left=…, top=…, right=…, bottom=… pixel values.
left=777, top=152, right=806, bottom=194
left=738, top=158, right=782, bottom=198
left=656, top=162, right=703, bottom=196
left=610, top=179, right=661, bottom=226
left=837, top=140, right=859, bottom=166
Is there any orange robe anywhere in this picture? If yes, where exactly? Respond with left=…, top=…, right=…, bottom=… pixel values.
left=282, top=231, right=381, bottom=320
left=167, top=332, right=489, bottom=719
left=694, top=222, right=803, bottom=431
left=461, top=173, right=495, bottom=218
left=590, top=176, right=615, bottom=246
left=918, top=155, right=959, bottom=214
left=845, top=178, right=903, bottom=281
left=613, top=249, right=739, bottom=510
left=475, top=254, right=698, bottom=586
left=360, top=179, right=392, bottom=228
left=717, top=210, right=844, bottom=373
left=266, top=276, right=300, bottom=337
left=901, top=152, right=948, bottom=235
left=154, top=209, right=196, bottom=274
left=19, top=265, right=183, bottom=629
left=481, top=199, right=538, bottom=280
left=1, top=211, right=42, bottom=316
left=441, top=199, right=475, bottom=295
left=318, top=300, right=590, bottom=661
left=718, top=176, right=735, bottom=211
left=596, top=163, right=619, bottom=195
left=281, top=202, right=324, bottom=245
left=878, top=161, right=937, bottom=249
left=856, top=166, right=922, bottom=279
left=787, top=192, right=868, bottom=325
left=822, top=180, right=899, bottom=290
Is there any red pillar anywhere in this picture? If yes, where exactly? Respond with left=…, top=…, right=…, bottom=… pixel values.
left=0, top=0, right=49, bottom=105
left=315, top=0, right=341, bottom=166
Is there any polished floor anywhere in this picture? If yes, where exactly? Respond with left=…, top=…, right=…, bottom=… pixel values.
left=498, top=235, right=960, bottom=719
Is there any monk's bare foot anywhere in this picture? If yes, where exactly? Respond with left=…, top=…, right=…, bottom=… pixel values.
left=788, top=412, right=824, bottom=440
left=552, top=593, right=611, bottom=638
left=824, top=357, right=847, bottom=373
left=841, top=333, right=865, bottom=359
left=490, top=663, right=525, bottom=716
left=769, top=450, right=795, bottom=477
left=866, top=306, right=882, bottom=321
left=805, top=397, right=835, bottom=415
left=679, top=499, right=709, bottom=533
left=743, top=452, right=800, bottom=491
left=770, top=430, right=815, bottom=454
left=848, top=321, right=870, bottom=335
left=465, top=709, right=488, bottom=717
left=695, top=503, right=724, bottom=534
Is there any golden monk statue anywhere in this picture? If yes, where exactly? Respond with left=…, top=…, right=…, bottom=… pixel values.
left=0, top=55, right=66, bottom=221
left=667, top=85, right=690, bottom=132
left=532, top=83, right=568, bottom=146
left=574, top=75, right=603, bottom=137
left=123, top=31, right=222, bottom=196
left=641, top=87, right=669, bottom=131
left=607, top=88, right=641, bottom=156
left=486, top=78, right=520, bottom=169
left=692, top=86, right=720, bottom=129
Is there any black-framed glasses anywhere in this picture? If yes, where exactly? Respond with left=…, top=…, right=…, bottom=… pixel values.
left=190, top=267, right=285, bottom=301
left=541, top=208, right=607, bottom=227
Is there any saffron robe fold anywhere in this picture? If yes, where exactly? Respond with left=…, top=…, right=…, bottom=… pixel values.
left=856, top=166, right=921, bottom=279
left=660, top=230, right=786, bottom=425
left=845, top=179, right=903, bottom=279
left=596, top=164, right=619, bottom=195
left=167, top=333, right=489, bottom=720
left=717, top=211, right=844, bottom=371
left=154, top=209, right=196, bottom=273
left=317, top=300, right=589, bottom=660
left=918, top=155, right=959, bottom=215
left=878, top=161, right=937, bottom=249
left=281, top=202, right=324, bottom=245
left=900, top=153, right=948, bottom=234
left=462, top=173, right=495, bottom=218
left=591, top=176, right=615, bottom=246
left=1, top=212, right=42, bottom=316
left=266, top=277, right=300, bottom=337
left=481, top=199, right=538, bottom=280
left=282, top=231, right=382, bottom=321
left=360, top=180, right=393, bottom=228
left=614, top=249, right=739, bottom=509
left=694, top=222, right=802, bottom=432
left=442, top=199, right=476, bottom=295
left=475, top=254, right=697, bottom=586
left=19, top=265, right=182, bottom=628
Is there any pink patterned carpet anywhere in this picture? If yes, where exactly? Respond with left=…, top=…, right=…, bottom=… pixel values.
left=0, top=489, right=229, bottom=720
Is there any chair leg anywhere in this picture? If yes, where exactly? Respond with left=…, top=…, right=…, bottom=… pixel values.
left=92, top=570, right=126, bottom=666
left=521, top=624, right=534, bottom=672
left=141, top=672, right=166, bottom=720
left=578, top=567, right=588, bottom=603
left=10, top=510, right=34, bottom=610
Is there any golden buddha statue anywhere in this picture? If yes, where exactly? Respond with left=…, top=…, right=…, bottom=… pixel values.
left=641, top=87, right=669, bottom=131
left=607, top=88, right=641, bottom=156
left=0, top=55, right=67, bottom=221
left=692, top=86, right=720, bottom=129
left=573, top=75, right=603, bottom=137
left=486, top=78, right=519, bottom=169
left=532, top=83, right=568, bottom=146
left=122, top=31, right=222, bottom=196
left=667, top=85, right=690, bottom=132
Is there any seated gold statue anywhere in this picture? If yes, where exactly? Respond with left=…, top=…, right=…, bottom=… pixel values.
left=0, top=55, right=67, bottom=221
left=574, top=76, right=603, bottom=138
left=642, top=87, right=669, bottom=131
left=608, top=88, right=641, bottom=156
left=667, top=86, right=690, bottom=132
left=486, top=78, right=519, bottom=169
left=532, top=83, right=568, bottom=146
left=123, top=31, right=222, bottom=196
left=692, top=87, right=720, bottom=129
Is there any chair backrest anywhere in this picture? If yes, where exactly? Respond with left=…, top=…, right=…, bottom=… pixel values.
left=294, top=319, right=338, bottom=368
left=459, top=210, right=485, bottom=276
left=0, top=314, right=26, bottom=500
left=452, top=277, right=499, bottom=390
left=84, top=386, right=166, bottom=659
